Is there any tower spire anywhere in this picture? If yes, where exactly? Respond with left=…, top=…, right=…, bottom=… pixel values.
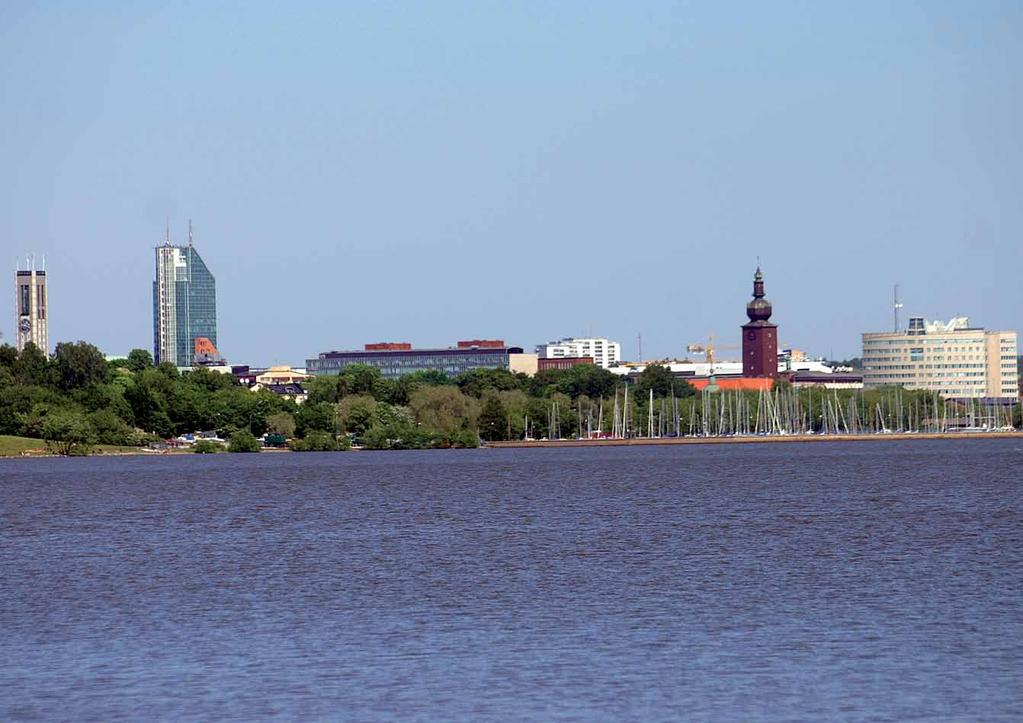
left=188, top=219, right=193, bottom=246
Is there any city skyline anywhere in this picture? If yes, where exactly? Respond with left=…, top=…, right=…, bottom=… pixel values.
left=2, top=3, right=1021, bottom=363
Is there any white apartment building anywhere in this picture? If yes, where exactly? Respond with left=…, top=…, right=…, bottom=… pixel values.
left=862, top=316, right=1018, bottom=399
left=536, top=337, right=621, bottom=369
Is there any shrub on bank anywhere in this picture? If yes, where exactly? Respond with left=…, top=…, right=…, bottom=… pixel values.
left=193, top=439, right=222, bottom=454
left=289, top=430, right=347, bottom=451
left=227, top=430, right=261, bottom=453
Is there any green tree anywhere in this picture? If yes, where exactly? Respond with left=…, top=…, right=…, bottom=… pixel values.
left=339, top=364, right=391, bottom=400
left=73, top=383, right=134, bottom=423
left=0, top=344, right=17, bottom=370
left=156, top=361, right=180, bottom=379
left=455, top=368, right=524, bottom=398
left=183, top=366, right=238, bottom=392
left=126, top=348, right=154, bottom=372
left=406, top=369, right=455, bottom=387
left=408, top=386, right=475, bottom=434
left=87, top=408, right=134, bottom=445
left=13, top=343, right=52, bottom=386
left=266, top=411, right=296, bottom=438
left=478, top=394, right=508, bottom=441
left=335, top=395, right=377, bottom=437
left=290, top=430, right=341, bottom=451
left=54, top=341, right=109, bottom=392
left=42, top=408, right=95, bottom=456
left=636, top=364, right=675, bottom=399
left=295, top=401, right=337, bottom=437
left=306, top=375, right=343, bottom=405
left=124, top=371, right=174, bottom=437
left=228, top=430, right=261, bottom=452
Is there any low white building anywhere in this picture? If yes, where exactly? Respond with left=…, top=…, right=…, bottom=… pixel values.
left=610, top=359, right=838, bottom=376
left=536, top=337, right=621, bottom=369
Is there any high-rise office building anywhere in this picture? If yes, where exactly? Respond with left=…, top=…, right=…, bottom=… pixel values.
left=15, top=257, right=48, bottom=357
left=862, top=316, right=1018, bottom=399
left=152, top=223, right=218, bottom=367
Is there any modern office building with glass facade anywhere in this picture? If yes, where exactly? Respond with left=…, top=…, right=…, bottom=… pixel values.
left=307, top=341, right=524, bottom=379
left=152, top=228, right=218, bottom=367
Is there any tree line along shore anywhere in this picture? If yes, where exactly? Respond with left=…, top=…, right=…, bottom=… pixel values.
left=1, top=341, right=1019, bottom=456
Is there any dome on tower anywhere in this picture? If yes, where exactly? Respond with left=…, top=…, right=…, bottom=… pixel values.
left=746, top=267, right=773, bottom=322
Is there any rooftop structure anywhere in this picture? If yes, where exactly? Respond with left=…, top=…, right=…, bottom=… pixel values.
left=862, top=316, right=1018, bottom=399
left=255, top=366, right=311, bottom=386
left=307, top=340, right=524, bottom=379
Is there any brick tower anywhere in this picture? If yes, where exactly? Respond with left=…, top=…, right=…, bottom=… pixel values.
left=741, top=267, right=777, bottom=378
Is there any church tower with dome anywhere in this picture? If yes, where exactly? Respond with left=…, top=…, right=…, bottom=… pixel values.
left=741, top=267, right=778, bottom=378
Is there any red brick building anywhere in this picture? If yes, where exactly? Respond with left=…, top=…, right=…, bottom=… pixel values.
left=741, top=267, right=778, bottom=378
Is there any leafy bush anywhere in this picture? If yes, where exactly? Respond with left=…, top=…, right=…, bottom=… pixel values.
left=289, top=430, right=343, bottom=451
left=87, top=408, right=135, bottom=445
left=193, top=439, right=222, bottom=454
left=266, top=411, right=296, bottom=438
left=227, top=430, right=261, bottom=453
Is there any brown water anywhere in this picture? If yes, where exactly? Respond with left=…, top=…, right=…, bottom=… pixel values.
left=2, top=440, right=1021, bottom=720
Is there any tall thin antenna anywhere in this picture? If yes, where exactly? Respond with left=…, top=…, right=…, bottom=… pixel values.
left=165, top=217, right=170, bottom=244
left=188, top=219, right=193, bottom=246
left=637, top=332, right=643, bottom=362
left=893, top=284, right=903, bottom=332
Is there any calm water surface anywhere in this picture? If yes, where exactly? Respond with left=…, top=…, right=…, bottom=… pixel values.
left=2, top=440, right=1021, bottom=720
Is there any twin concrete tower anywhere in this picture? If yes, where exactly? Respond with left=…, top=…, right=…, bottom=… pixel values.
left=15, top=258, right=48, bottom=358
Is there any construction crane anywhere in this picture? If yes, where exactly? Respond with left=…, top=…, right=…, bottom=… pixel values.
left=685, top=333, right=740, bottom=373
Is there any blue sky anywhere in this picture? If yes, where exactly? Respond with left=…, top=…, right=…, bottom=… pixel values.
left=2, top=1, right=1021, bottom=363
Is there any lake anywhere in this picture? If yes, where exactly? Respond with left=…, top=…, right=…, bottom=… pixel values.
left=1, top=440, right=1021, bottom=720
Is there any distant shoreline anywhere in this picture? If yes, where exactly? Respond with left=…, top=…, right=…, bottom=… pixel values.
left=3, top=431, right=1021, bottom=460
left=485, top=431, right=1023, bottom=448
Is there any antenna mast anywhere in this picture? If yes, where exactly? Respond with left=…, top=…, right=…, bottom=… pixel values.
left=893, top=284, right=903, bottom=332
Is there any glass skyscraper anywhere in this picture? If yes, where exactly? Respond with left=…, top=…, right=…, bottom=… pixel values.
left=152, top=228, right=217, bottom=367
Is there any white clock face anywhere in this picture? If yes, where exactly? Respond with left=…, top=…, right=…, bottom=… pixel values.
left=19, top=318, right=31, bottom=333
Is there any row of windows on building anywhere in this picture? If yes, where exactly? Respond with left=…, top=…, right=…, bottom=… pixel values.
left=866, top=374, right=987, bottom=382
left=863, top=339, right=986, bottom=348
left=865, top=364, right=987, bottom=371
